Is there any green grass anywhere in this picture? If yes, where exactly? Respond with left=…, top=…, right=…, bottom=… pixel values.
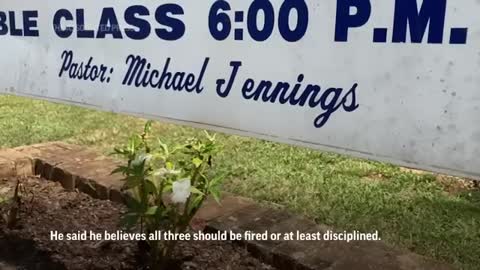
left=1, top=95, right=479, bottom=269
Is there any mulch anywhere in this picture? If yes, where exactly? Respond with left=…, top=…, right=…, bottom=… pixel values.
left=0, top=176, right=275, bottom=270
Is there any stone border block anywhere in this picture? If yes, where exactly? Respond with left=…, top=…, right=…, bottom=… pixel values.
left=0, top=149, right=34, bottom=178
left=0, top=157, right=15, bottom=178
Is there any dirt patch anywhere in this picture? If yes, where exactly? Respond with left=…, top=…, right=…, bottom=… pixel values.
left=0, top=176, right=276, bottom=270
left=361, top=173, right=387, bottom=183
left=434, top=175, right=478, bottom=195
left=400, top=167, right=479, bottom=195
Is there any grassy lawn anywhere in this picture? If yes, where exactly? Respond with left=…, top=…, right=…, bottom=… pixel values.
left=1, top=95, right=479, bottom=269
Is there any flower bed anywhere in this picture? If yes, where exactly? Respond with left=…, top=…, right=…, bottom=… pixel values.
left=0, top=176, right=275, bottom=270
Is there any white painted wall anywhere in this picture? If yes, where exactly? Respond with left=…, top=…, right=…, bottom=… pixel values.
left=1, top=0, right=479, bottom=179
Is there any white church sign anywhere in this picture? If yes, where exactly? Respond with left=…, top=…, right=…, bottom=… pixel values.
left=1, top=0, right=479, bottom=179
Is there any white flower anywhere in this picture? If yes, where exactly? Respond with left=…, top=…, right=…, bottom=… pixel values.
left=171, top=178, right=191, bottom=204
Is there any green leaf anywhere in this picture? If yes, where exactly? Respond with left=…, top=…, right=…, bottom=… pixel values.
left=188, top=195, right=204, bottom=214
left=212, top=176, right=223, bottom=187
left=192, top=157, right=203, bottom=168
left=144, top=120, right=153, bottom=135
left=157, top=139, right=169, bottom=153
left=211, top=188, right=222, bottom=205
left=206, top=173, right=225, bottom=190
left=125, top=176, right=142, bottom=189
left=145, top=179, right=158, bottom=195
left=110, top=147, right=127, bottom=156
left=125, top=194, right=144, bottom=212
left=151, top=152, right=166, bottom=162
left=145, top=206, right=158, bottom=216
left=111, top=166, right=128, bottom=176
left=166, top=161, right=174, bottom=170
left=190, top=186, right=205, bottom=196
left=163, top=184, right=173, bottom=193
left=149, top=175, right=163, bottom=190
left=128, top=135, right=142, bottom=153
left=195, top=173, right=207, bottom=186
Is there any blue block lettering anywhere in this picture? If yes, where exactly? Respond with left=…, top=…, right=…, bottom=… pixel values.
left=392, top=0, right=446, bottom=43
left=335, top=0, right=371, bottom=42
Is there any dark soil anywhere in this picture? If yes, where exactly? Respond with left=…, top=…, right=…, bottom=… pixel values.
left=0, top=177, right=275, bottom=270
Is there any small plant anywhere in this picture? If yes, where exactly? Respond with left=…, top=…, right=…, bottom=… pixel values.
left=112, top=121, right=224, bottom=269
